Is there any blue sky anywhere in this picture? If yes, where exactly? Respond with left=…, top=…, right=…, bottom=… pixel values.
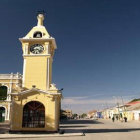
left=1, top=0, right=140, bottom=113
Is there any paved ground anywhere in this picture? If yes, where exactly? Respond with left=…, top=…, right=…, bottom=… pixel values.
left=1, top=119, right=140, bottom=140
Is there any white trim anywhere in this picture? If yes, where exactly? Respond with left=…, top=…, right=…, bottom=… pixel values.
left=23, top=43, right=29, bottom=55
left=0, top=78, right=21, bottom=80
left=7, top=103, right=10, bottom=120
left=19, top=37, right=55, bottom=41
left=45, top=44, right=50, bottom=55
left=23, top=54, right=51, bottom=57
left=47, top=58, right=50, bottom=90
left=9, top=74, right=13, bottom=94
left=25, top=44, right=28, bottom=55
left=24, top=46, right=26, bottom=55
left=9, top=82, right=12, bottom=93
left=0, top=82, right=20, bottom=84
left=46, top=58, right=48, bottom=90
left=0, top=73, right=22, bottom=80
left=22, top=59, right=26, bottom=87
left=7, top=94, right=11, bottom=101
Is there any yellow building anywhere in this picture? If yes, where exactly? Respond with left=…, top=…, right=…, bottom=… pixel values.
left=0, top=13, right=62, bottom=132
left=0, top=73, right=22, bottom=122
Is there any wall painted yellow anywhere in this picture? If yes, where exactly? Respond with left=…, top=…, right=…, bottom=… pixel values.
left=20, top=13, right=57, bottom=91
left=11, top=90, right=61, bottom=131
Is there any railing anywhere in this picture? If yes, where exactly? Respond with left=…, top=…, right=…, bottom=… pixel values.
left=0, top=73, right=22, bottom=79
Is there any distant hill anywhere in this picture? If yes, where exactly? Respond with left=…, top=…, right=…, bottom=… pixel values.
left=130, top=98, right=140, bottom=102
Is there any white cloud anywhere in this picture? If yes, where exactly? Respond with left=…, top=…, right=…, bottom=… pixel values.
left=62, top=98, right=112, bottom=105
left=62, top=96, right=129, bottom=105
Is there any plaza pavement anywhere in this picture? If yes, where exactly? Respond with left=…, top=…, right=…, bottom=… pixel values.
left=0, top=119, right=140, bottom=140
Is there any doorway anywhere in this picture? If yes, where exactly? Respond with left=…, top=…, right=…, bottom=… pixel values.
left=22, top=101, right=45, bottom=128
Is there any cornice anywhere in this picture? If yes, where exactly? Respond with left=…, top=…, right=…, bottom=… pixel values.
left=19, top=38, right=57, bottom=49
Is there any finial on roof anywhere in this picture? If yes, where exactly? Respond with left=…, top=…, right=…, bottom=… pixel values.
left=37, top=10, right=45, bottom=26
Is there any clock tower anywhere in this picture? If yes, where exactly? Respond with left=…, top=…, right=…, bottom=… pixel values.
left=10, top=13, right=62, bottom=132
left=20, top=13, right=56, bottom=91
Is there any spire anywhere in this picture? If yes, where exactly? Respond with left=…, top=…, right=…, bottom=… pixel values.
left=37, top=13, right=44, bottom=26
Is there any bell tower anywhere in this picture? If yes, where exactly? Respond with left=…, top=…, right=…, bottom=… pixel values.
left=19, top=13, right=57, bottom=91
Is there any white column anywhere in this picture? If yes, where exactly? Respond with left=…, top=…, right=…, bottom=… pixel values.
left=47, top=58, right=50, bottom=90
left=7, top=103, right=10, bottom=120
left=24, top=44, right=28, bottom=55
left=46, top=44, right=48, bottom=54
left=22, top=59, right=26, bottom=87
left=9, top=82, right=12, bottom=93
left=45, top=44, right=50, bottom=55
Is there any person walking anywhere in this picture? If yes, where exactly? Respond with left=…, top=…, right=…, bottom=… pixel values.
left=124, top=117, right=127, bottom=122
left=112, top=116, right=115, bottom=122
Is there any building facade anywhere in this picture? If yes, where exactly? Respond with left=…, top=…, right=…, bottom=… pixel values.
left=0, top=13, right=62, bottom=132
left=0, top=73, right=22, bottom=122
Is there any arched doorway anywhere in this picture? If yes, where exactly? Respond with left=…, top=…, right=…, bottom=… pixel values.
left=0, top=86, right=7, bottom=100
left=0, top=107, right=5, bottom=122
left=22, top=101, right=45, bottom=128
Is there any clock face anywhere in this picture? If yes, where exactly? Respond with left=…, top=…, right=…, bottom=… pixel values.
left=30, top=44, right=44, bottom=54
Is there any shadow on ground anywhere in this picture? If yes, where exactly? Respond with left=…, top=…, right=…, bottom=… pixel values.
left=62, top=128, right=140, bottom=133
left=60, top=119, right=140, bottom=134
left=60, top=119, right=103, bottom=124
left=1, top=120, right=140, bottom=134
left=60, top=125, right=87, bottom=128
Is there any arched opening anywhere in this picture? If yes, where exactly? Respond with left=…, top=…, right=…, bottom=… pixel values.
left=0, top=86, right=7, bottom=100
left=0, top=107, right=5, bottom=122
left=22, top=101, right=45, bottom=128
left=33, top=31, right=42, bottom=38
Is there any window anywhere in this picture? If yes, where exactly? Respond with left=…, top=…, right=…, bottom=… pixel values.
left=0, top=107, right=5, bottom=122
left=0, top=86, right=7, bottom=100
left=33, top=32, right=42, bottom=38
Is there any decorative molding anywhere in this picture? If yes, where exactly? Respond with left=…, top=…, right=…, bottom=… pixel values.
left=9, top=88, right=61, bottom=96
left=23, top=54, right=51, bottom=57
left=0, top=73, right=22, bottom=80
left=19, top=38, right=57, bottom=49
left=0, top=82, right=20, bottom=84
